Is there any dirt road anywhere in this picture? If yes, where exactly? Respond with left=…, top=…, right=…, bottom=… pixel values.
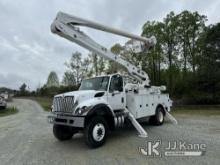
left=0, top=99, right=219, bottom=165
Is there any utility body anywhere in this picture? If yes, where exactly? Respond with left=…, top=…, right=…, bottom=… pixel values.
left=48, top=12, right=176, bottom=148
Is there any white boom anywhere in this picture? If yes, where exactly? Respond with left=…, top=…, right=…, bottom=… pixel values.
left=51, top=12, right=156, bottom=86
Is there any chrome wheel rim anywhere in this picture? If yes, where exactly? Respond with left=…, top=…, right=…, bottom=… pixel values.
left=92, top=123, right=105, bottom=142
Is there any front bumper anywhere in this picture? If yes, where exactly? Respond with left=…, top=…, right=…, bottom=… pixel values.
left=47, top=113, right=85, bottom=128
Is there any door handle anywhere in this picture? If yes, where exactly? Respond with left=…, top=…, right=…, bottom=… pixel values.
left=112, top=91, right=120, bottom=96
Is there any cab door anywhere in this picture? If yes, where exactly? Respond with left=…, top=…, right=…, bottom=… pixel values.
left=107, top=75, right=125, bottom=110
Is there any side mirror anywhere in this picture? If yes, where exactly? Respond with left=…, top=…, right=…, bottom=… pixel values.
left=112, top=90, right=120, bottom=96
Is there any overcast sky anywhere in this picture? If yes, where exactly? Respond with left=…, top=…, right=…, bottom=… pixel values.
left=0, top=0, right=219, bottom=90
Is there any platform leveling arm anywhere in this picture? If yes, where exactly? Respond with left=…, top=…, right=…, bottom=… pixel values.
left=165, top=110, right=178, bottom=125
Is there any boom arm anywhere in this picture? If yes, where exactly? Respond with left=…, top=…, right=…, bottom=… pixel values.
left=51, top=12, right=156, bottom=85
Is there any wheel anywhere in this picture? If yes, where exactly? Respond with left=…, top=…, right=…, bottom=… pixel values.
left=53, top=124, right=77, bottom=141
left=85, top=116, right=109, bottom=148
left=149, top=106, right=164, bottom=126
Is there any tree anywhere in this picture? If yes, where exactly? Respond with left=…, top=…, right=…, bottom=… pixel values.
left=65, top=51, right=94, bottom=85
left=142, top=12, right=180, bottom=93
left=142, top=21, right=165, bottom=85
left=46, top=71, right=59, bottom=87
left=81, top=57, right=91, bottom=79
left=141, top=11, right=208, bottom=97
left=108, top=43, right=134, bottom=74
left=176, top=10, right=207, bottom=74
left=65, top=52, right=83, bottom=84
left=106, top=44, right=124, bottom=74
left=62, top=71, right=76, bottom=86
left=19, top=83, right=27, bottom=93
left=88, top=52, right=105, bottom=76
left=16, top=83, right=30, bottom=96
left=162, top=12, right=180, bottom=93
left=196, top=23, right=220, bottom=103
left=91, top=53, right=98, bottom=76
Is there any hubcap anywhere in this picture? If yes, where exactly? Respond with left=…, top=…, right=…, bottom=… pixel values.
left=158, top=111, right=164, bottom=123
left=92, top=123, right=105, bottom=142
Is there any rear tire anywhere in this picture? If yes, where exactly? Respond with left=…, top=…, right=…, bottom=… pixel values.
left=85, top=116, right=109, bottom=148
left=149, top=106, right=164, bottom=126
left=53, top=124, right=77, bottom=141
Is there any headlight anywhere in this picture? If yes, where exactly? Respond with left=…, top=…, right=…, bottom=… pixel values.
left=75, top=106, right=92, bottom=115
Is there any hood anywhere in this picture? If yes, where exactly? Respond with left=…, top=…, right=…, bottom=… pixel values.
left=55, top=90, right=105, bottom=101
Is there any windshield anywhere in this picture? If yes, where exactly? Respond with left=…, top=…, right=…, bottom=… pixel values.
left=79, top=76, right=109, bottom=91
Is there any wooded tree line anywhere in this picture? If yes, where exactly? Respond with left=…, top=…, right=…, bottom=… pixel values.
left=141, top=10, right=220, bottom=103
left=35, top=10, right=220, bottom=103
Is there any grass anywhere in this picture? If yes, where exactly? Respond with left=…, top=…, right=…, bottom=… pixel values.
left=31, top=97, right=53, bottom=112
left=0, top=106, right=18, bottom=117
left=171, top=105, right=220, bottom=116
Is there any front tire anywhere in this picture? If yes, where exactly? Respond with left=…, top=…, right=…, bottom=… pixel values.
left=53, top=124, right=77, bottom=141
left=85, top=116, right=108, bottom=148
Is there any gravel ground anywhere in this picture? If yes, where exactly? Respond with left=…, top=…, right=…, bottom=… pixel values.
left=0, top=99, right=219, bottom=165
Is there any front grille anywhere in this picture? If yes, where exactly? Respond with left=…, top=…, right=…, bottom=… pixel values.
left=53, top=96, right=75, bottom=113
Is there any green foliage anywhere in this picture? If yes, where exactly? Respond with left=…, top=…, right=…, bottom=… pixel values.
left=63, top=52, right=92, bottom=85
left=46, top=71, right=59, bottom=87
left=107, top=44, right=124, bottom=74
left=88, top=52, right=105, bottom=76
left=16, top=83, right=30, bottom=96
left=141, top=10, right=220, bottom=104
left=65, top=52, right=82, bottom=84
left=31, top=97, right=53, bottom=111
left=62, top=71, right=76, bottom=86
left=195, top=23, right=220, bottom=103
left=20, top=83, right=27, bottom=92
left=36, top=85, right=79, bottom=97
left=0, top=106, right=18, bottom=117
left=142, top=21, right=165, bottom=85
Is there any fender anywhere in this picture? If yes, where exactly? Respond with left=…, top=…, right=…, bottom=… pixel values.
left=86, top=103, right=116, bottom=130
left=156, top=104, right=165, bottom=114
left=74, top=97, right=115, bottom=117
left=87, top=103, right=115, bottom=117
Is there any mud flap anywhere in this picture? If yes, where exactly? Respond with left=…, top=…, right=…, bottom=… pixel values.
left=165, top=110, right=178, bottom=124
